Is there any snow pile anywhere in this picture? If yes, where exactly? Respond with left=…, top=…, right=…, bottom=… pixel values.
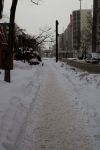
left=55, top=60, right=100, bottom=89
left=53, top=60, right=100, bottom=148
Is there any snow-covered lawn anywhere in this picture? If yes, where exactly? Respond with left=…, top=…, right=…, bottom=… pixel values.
left=0, top=58, right=100, bottom=149
left=0, top=61, right=43, bottom=150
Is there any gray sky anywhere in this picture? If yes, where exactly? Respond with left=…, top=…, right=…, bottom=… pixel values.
left=3, top=0, right=93, bottom=36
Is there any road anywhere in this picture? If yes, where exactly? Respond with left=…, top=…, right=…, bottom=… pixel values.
left=14, top=60, right=96, bottom=150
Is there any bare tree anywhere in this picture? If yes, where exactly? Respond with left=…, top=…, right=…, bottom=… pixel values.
left=31, top=0, right=42, bottom=5
left=33, top=27, right=55, bottom=50
left=0, top=0, right=42, bottom=82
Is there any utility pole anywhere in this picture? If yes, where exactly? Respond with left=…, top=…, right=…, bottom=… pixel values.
left=56, top=20, right=59, bottom=62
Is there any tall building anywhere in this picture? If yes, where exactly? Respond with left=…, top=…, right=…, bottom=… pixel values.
left=58, top=33, right=65, bottom=58
left=92, top=0, right=100, bottom=52
left=58, top=33, right=64, bottom=51
left=63, top=15, right=73, bottom=58
left=72, top=9, right=92, bottom=57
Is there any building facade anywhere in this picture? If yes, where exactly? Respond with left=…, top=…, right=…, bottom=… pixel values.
left=58, top=33, right=66, bottom=58
left=72, top=9, right=92, bottom=57
left=63, top=15, right=73, bottom=58
left=52, top=9, right=92, bottom=59
left=92, top=0, right=100, bottom=53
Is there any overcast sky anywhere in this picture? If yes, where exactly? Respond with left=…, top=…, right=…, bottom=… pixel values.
left=3, top=0, right=93, bottom=36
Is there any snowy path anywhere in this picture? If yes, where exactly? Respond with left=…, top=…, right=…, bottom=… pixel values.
left=14, top=60, right=96, bottom=150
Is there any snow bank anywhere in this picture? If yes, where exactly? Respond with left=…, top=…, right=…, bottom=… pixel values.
left=0, top=61, right=42, bottom=150
left=53, top=60, right=100, bottom=149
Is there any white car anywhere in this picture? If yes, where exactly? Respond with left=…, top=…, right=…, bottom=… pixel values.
left=85, top=53, right=99, bottom=64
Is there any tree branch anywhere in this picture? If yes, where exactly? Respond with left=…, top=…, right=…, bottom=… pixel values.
left=30, top=0, right=41, bottom=5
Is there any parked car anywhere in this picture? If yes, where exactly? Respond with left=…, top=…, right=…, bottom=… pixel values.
left=86, top=58, right=99, bottom=64
left=28, top=58, right=40, bottom=65
left=85, top=53, right=99, bottom=64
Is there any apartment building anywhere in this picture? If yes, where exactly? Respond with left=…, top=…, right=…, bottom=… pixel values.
left=93, top=0, right=100, bottom=52
left=57, top=15, right=73, bottom=59
left=58, top=33, right=66, bottom=58
left=63, top=15, right=73, bottom=58
left=72, top=9, right=92, bottom=57
left=51, top=9, right=92, bottom=59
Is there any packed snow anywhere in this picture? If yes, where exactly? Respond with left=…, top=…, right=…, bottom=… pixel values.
left=0, top=58, right=100, bottom=150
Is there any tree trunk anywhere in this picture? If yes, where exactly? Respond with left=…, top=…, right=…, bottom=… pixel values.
left=0, top=0, right=4, bottom=18
left=4, top=0, right=18, bottom=82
